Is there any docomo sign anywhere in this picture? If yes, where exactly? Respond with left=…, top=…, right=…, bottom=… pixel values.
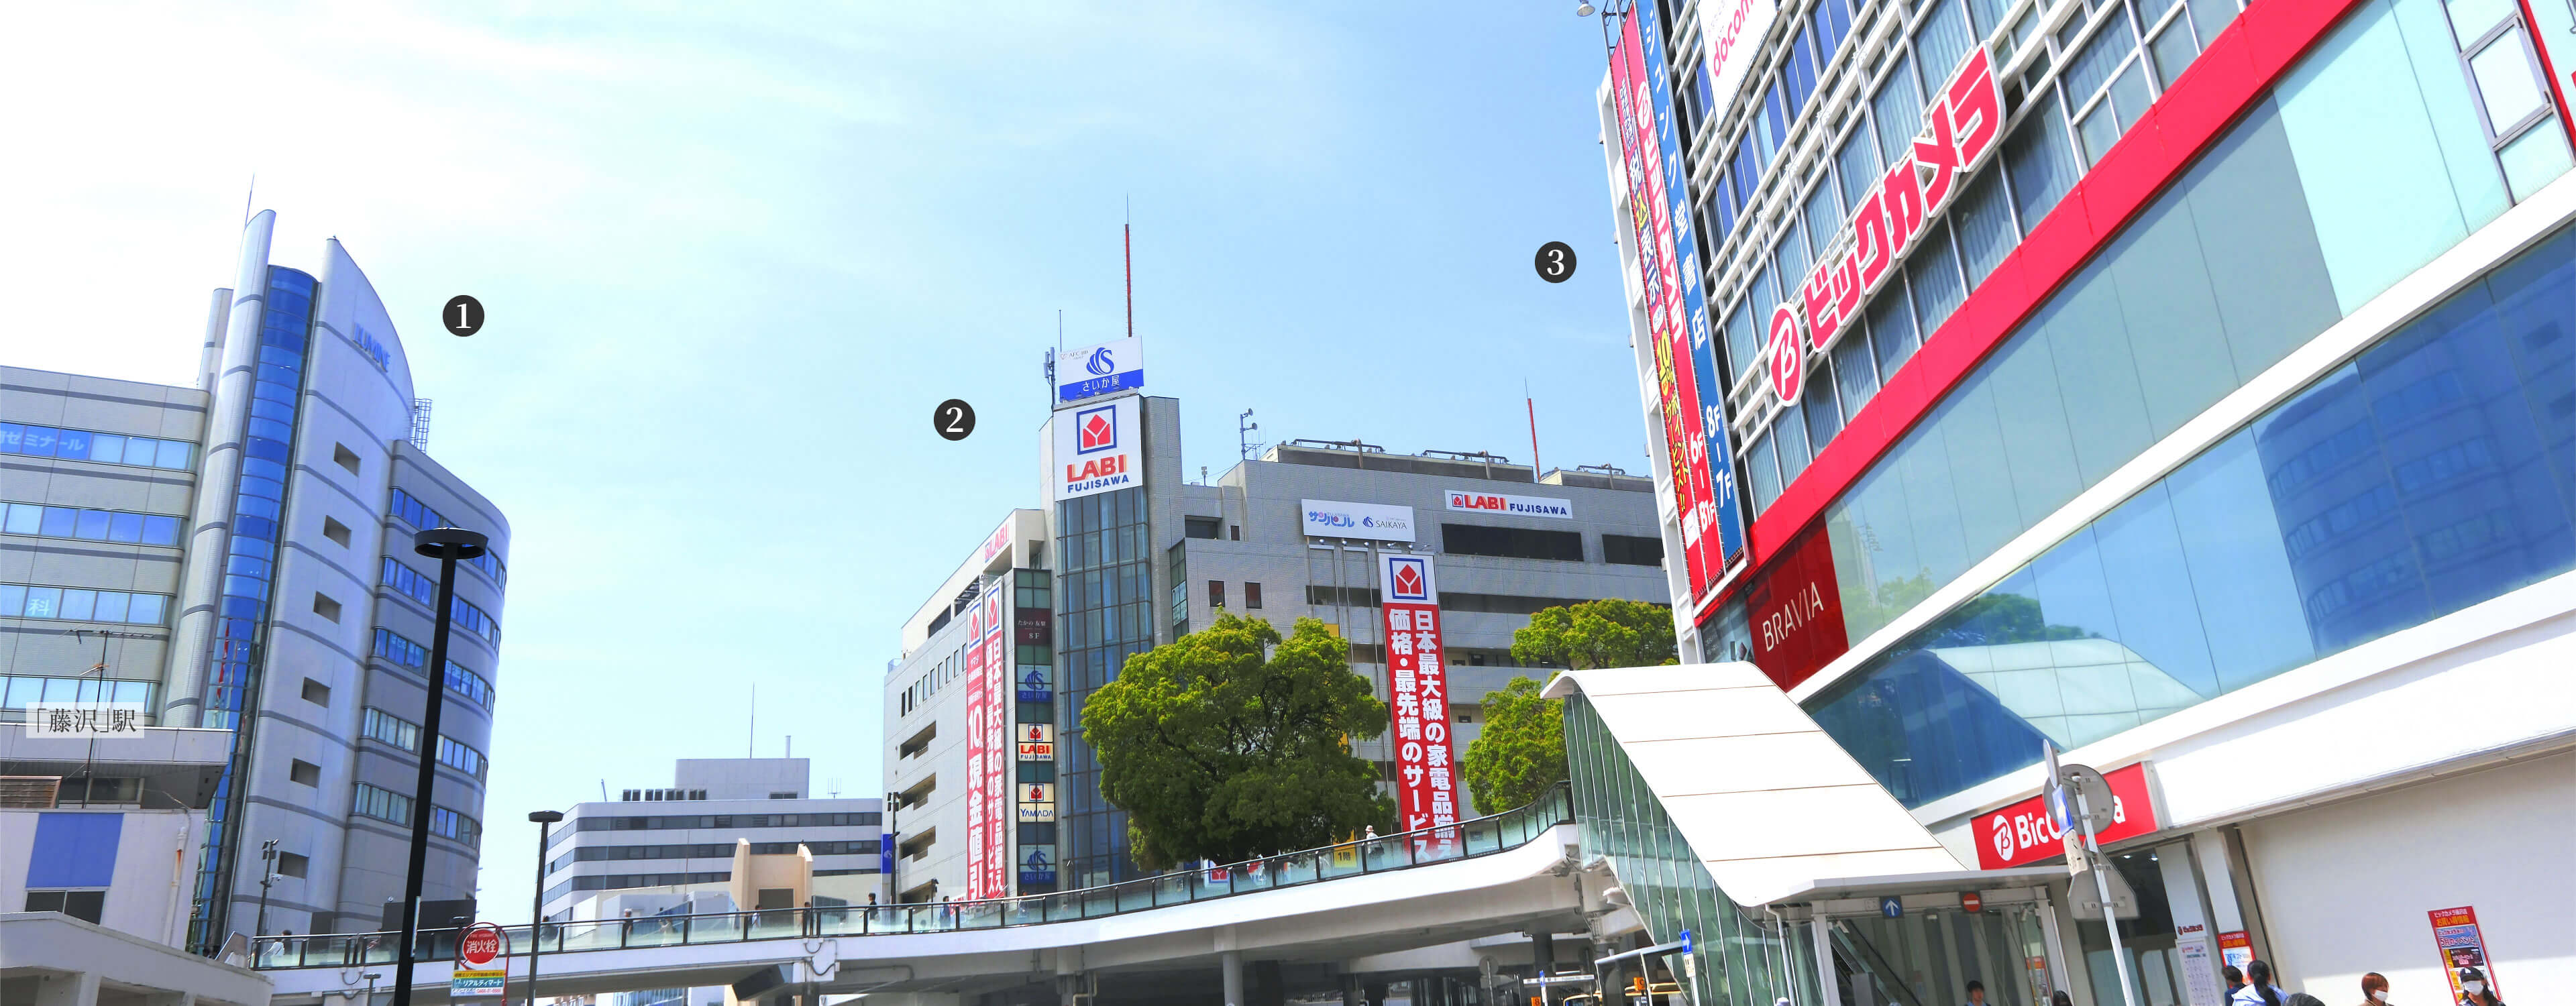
left=1972, top=761, right=2160, bottom=869
left=1768, top=46, right=2005, bottom=404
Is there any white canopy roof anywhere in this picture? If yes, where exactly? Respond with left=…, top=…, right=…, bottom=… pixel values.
left=1544, top=662, right=1970, bottom=907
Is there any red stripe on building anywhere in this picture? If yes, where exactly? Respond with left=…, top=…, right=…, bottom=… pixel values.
left=1733, top=0, right=2377, bottom=579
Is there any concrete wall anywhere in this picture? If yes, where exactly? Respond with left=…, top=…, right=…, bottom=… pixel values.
left=0, top=809, right=205, bottom=946
left=2239, top=750, right=2574, bottom=1002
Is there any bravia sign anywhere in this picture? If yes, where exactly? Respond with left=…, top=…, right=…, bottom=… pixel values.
left=1770, top=46, right=2006, bottom=402
left=1444, top=490, right=1574, bottom=519
left=1973, top=761, right=2160, bottom=870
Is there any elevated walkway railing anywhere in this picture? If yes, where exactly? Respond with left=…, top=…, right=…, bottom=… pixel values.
left=252, top=783, right=1573, bottom=970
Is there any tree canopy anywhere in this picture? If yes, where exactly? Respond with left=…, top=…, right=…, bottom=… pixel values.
left=1509, top=598, right=1680, bottom=670
left=1080, top=614, right=1393, bottom=868
left=1458, top=675, right=1566, bottom=816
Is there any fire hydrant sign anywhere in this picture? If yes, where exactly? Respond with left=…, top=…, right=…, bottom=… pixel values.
left=1379, top=554, right=1458, bottom=852
left=453, top=921, right=506, bottom=996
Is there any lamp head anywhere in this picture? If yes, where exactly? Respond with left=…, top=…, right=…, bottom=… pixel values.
left=413, top=526, right=490, bottom=559
left=1578, top=1, right=1597, bottom=14
left=529, top=809, right=566, bottom=824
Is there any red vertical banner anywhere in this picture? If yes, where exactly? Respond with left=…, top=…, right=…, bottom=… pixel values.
left=1379, top=554, right=1458, bottom=854
left=981, top=592, right=1011, bottom=897
left=962, top=600, right=990, bottom=899
left=1611, top=12, right=1721, bottom=599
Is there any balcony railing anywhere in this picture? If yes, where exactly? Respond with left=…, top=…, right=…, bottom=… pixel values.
left=250, top=783, right=1572, bottom=969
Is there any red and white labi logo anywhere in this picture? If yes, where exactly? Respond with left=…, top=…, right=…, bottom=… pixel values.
left=1450, top=492, right=1506, bottom=512
left=1074, top=404, right=1117, bottom=453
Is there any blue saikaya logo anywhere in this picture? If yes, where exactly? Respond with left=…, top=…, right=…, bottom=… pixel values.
left=1085, top=345, right=1116, bottom=376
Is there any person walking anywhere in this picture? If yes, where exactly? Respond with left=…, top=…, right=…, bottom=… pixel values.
left=1963, top=979, right=1988, bottom=1006
left=2358, top=973, right=2390, bottom=1005
left=2225, top=965, right=2248, bottom=1001
left=2231, top=960, right=2289, bottom=1006
left=2051, top=991, right=2074, bottom=1006
left=2452, top=966, right=2502, bottom=1006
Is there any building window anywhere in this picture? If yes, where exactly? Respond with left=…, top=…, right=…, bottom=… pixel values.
left=1440, top=524, right=1585, bottom=562
left=1185, top=516, right=1221, bottom=539
left=1244, top=582, right=1263, bottom=609
left=0, top=502, right=182, bottom=547
left=372, top=627, right=496, bottom=708
left=23, top=890, right=105, bottom=924
left=290, top=759, right=321, bottom=787
left=323, top=516, right=352, bottom=547
left=1603, top=535, right=1664, bottom=567
left=381, top=557, right=500, bottom=642
left=1207, top=580, right=1225, bottom=610
left=333, top=443, right=362, bottom=476
left=354, top=783, right=414, bottom=825
left=0, top=583, right=171, bottom=625
left=312, top=592, right=341, bottom=622
left=362, top=708, right=423, bottom=751
left=388, top=488, right=505, bottom=585
left=301, top=678, right=331, bottom=706
left=278, top=852, right=309, bottom=879
left=0, top=423, right=195, bottom=470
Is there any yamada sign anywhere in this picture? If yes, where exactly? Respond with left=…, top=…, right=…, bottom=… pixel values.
left=1769, top=46, right=2004, bottom=404
left=1053, top=398, right=1139, bottom=502
left=1444, top=490, right=1574, bottom=519
left=1972, top=761, right=2160, bottom=869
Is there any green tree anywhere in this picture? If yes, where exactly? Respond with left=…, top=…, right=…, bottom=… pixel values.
left=1509, top=598, right=1679, bottom=670
left=1081, top=613, right=1393, bottom=868
left=1458, top=675, right=1566, bottom=816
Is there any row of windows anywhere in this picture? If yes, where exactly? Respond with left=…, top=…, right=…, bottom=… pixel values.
left=1, top=502, right=184, bottom=547
left=0, top=583, right=170, bottom=625
left=549, top=839, right=881, bottom=871
left=555, top=811, right=882, bottom=838
left=1056, top=487, right=1154, bottom=885
left=351, top=783, right=481, bottom=844
left=1301, top=585, right=1658, bottom=618
left=380, top=557, right=500, bottom=642
left=0, top=423, right=196, bottom=471
left=388, top=488, right=506, bottom=585
left=358, top=707, right=488, bottom=778
left=371, top=627, right=496, bottom=709
left=1, top=675, right=156, bottom=711
left=1806, top=222, right=2573, bottom=809
left=192, top=266, right=317, bottom=740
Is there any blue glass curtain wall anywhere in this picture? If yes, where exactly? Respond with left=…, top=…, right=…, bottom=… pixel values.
left=1565, top=696, right=1816, bottom=1006
left=190, top=266, right=318, bottom=950
left=1808, top=224, right=2575, bottom=808
left=1055, top=486, right=1155, bottom=889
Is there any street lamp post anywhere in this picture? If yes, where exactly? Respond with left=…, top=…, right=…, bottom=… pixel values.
left=255, top=839, right=279, bottom=937
left=390, top=526, right=488, bottom=1006
left=526, top=809, right=564, bottom=1006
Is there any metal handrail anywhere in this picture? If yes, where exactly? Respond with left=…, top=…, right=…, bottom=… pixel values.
left=250, top=783, right=1572, bottom=970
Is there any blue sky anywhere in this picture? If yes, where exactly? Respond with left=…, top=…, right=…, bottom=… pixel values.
left=1, top=3, right=1646, bottom=923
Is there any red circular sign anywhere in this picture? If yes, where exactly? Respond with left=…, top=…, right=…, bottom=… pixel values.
left=458, top=922, right=505, bottom=968
left=1766, top=306, right=1806, bottom=406
left=1962, top=891, right=1984, bottom=913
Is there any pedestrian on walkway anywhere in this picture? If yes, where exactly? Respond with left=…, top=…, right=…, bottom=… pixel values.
left=2453, top=966, right=2502, bottom=1006
left=1963, top=979, right=1988, bottom=1006
left=2358, top=972, right=2389, bottom=1005
left=2231, top=960, right=2288, bottom=1006
left=2051, top=990, right=2074, bottom=1006
left=2225, top=965, right=2248, bottom=1000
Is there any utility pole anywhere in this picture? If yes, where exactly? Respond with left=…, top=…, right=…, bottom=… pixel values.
left=255, top=840, right=278, bottom=937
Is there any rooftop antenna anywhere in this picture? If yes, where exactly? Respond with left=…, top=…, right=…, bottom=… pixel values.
left=242, top=173, right=256, bottom=227
left=1239, top=409, right=1258, bottom=461
left=1124, top=197, right=1134, bottom=338
left=1526, top=380, right=1542, bottom=478
left=747, top=683, right=755, bottom=759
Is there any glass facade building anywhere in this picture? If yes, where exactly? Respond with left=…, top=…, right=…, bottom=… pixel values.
left=1053, top=486, right=1157, bottom=889
left=1809, top=223, right=2573, bottom=807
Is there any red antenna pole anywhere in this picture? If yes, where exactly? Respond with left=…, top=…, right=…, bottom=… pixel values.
left=1527, top=380, right=1542, bottom=477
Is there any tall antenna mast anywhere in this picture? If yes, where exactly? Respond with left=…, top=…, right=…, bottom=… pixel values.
left=1124, top=198, right=1134, bottom=338
left=243, top=173, right=256, bottom=227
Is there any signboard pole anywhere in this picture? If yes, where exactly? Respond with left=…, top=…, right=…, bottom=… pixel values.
left=2075, top=787, right=2141, bottom=1006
